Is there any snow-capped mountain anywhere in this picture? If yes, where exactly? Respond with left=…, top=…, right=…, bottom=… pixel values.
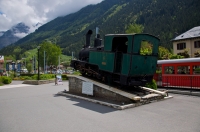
left=0, top=31, right=5, bottom=37
left=0, top=22, right=42, bottom=49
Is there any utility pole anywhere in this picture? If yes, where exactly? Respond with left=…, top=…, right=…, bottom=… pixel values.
left=37, top=46, right=40, bottom=80
left=32, top=56, right=34, bottom=73
left=44, top=51, right=45, bottom=74
left=58, top=55, right=60, bottom=70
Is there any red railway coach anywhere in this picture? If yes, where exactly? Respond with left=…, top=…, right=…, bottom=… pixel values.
left=154, top=58, right=200, bottom=88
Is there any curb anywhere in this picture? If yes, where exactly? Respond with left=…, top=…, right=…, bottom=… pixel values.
left=57, top=92, right=173, bottom=110
left=166, top=90, right=200, bottom=96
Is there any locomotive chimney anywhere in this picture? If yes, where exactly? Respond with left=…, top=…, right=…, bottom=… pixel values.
left=96, top=27, right=99, bottom=38
left=94, top=27, right=102, bottom=48
left=86, top=30, right=93, bottom=48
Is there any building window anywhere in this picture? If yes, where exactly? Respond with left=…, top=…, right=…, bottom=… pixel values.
left=194, top=41, right=200, bottom=48
left=177, top=43, right=186, bottom=50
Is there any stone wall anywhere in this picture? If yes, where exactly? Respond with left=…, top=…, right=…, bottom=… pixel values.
left=68, top=76, right=134, bottom=104
left=23, top=79, right=54, bottom=85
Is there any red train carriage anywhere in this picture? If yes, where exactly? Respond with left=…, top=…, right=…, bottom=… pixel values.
left=154, top=58, right=200, bottom=88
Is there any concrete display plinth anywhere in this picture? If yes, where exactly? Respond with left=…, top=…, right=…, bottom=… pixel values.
left=57, top=75, right=172, bottom=109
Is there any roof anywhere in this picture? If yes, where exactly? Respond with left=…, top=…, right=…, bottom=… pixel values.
left=173, top=26, right=200, bottom=41
left=157, top=58, right=200, bottom=65
left=105, top=33, right=159, bottom=40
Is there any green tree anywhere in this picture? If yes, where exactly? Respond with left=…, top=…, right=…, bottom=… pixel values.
left=170, top=54, right=184, bottom=59
left=140, top=41, right=153, bottom=55
left=177, top=49, right=190, bottom=58
left=125, top=23, right=144, bottom=34
left=38, top=41, right=62, bottom=70
left=26, top=63, right=32, bottom=73
left=13, top=47, right=22, bottom=60
left=194, top=50, right=200, bottom=57
left=158, top=46, right=171, bottom=60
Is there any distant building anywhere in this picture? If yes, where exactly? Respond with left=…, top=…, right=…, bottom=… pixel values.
left=172, top=26, right=200, bottom=57
left=0, top=56, right=4, bottom=71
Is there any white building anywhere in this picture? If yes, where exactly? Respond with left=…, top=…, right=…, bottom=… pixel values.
left=172, top=26, right=200, bottom=57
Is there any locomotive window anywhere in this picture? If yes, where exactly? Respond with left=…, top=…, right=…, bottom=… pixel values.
left=140, top=40, right=153, bottom=55
left=112, top=37, right=128, bottom=53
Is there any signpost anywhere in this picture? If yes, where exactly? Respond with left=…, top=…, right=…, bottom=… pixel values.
left=56, top=74, right=63, bottom=85
left=0, top=55, right=4, bottom=63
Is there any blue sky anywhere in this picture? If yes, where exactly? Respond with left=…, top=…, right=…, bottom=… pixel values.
left=0, top=0, right=103, bottom=31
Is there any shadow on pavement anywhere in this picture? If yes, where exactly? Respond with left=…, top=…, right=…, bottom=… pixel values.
left=54, top=94, right=117, bottom=114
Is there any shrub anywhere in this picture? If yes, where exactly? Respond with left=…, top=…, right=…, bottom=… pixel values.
left=145, top=79, right=157, bottom=90
left=62, top=74, right=68, bottom=80
left=13, top=77, right=20, bottom=80
left=40, top=74, right=54, bottom=80
left=31, top=75, right=38, bottom=80
left=73, top=71, right=81, bottom=75
left=9, top=73, right=14, bottom=79
left=20, top=74, right=36, bottom=77
left=0, top=77, right=3, bottom=86
left=20, top=76, right=32, bottom=80
left=1, top=76, right=12, bottom=84
left=31, top=74, right=55, bottom=80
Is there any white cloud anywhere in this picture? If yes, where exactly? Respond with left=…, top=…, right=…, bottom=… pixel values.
left=0, top=0, right=103, bottom=31
left=14, top=32, right=28, bottom=38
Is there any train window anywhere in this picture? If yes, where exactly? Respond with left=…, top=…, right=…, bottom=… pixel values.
left=164, top=66, right=174, bottom=74
left=140, top=40, right=153, bottom=55
left=112, top=37, right=128, bottom=53
left=193, top=65, right=200, bottom=74
left=177, top=66, right=190, bottom=74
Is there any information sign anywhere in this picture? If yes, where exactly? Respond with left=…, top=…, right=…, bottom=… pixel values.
left=82, top=82, right=93, bottom=95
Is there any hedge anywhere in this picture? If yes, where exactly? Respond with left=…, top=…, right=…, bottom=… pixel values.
left=0, top=76, right=12, bottom=84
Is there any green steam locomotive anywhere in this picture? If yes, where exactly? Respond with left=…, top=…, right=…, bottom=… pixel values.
left=71, top=29, right=160, bottom=86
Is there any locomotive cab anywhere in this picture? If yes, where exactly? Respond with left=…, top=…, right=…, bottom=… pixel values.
left=90, top=34, right=160, bottom=86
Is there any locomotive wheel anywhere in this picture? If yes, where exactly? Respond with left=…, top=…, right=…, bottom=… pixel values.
left=86, top=72, right=92, bottom=76
left=80, top=69, right=86, bottom=76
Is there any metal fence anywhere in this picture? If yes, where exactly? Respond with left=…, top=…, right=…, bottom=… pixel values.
left=154, top=74, right=200, bottom=90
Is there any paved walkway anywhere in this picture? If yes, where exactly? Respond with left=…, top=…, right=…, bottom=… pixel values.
left=159, top=88, right=200, bottom=96
left=0, top=81, right=200, bottom=132
left=0, top=84, right=34, bottom=90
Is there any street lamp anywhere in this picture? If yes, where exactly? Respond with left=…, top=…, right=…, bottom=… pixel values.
left=37, top=46, right=40, bottom=80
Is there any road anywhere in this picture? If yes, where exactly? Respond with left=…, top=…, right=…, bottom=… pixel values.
left=0, top=81, right=200, bottom=132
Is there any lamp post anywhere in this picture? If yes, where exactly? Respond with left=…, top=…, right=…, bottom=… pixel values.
left=22, top=58, right=26, bottom=68
left=37, top=46, right=40, bottom=80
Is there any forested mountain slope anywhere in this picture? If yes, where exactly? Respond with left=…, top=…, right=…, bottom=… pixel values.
left=1, top=0, right=199, bottom=57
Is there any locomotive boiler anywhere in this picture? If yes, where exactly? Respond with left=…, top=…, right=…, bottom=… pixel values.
left=71, top=28, right=160, bottom=86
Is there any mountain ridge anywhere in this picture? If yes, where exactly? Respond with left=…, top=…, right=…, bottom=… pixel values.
left=1, top=0, right=200, bottom=57
left=0, top=22, right=42, bottom=49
